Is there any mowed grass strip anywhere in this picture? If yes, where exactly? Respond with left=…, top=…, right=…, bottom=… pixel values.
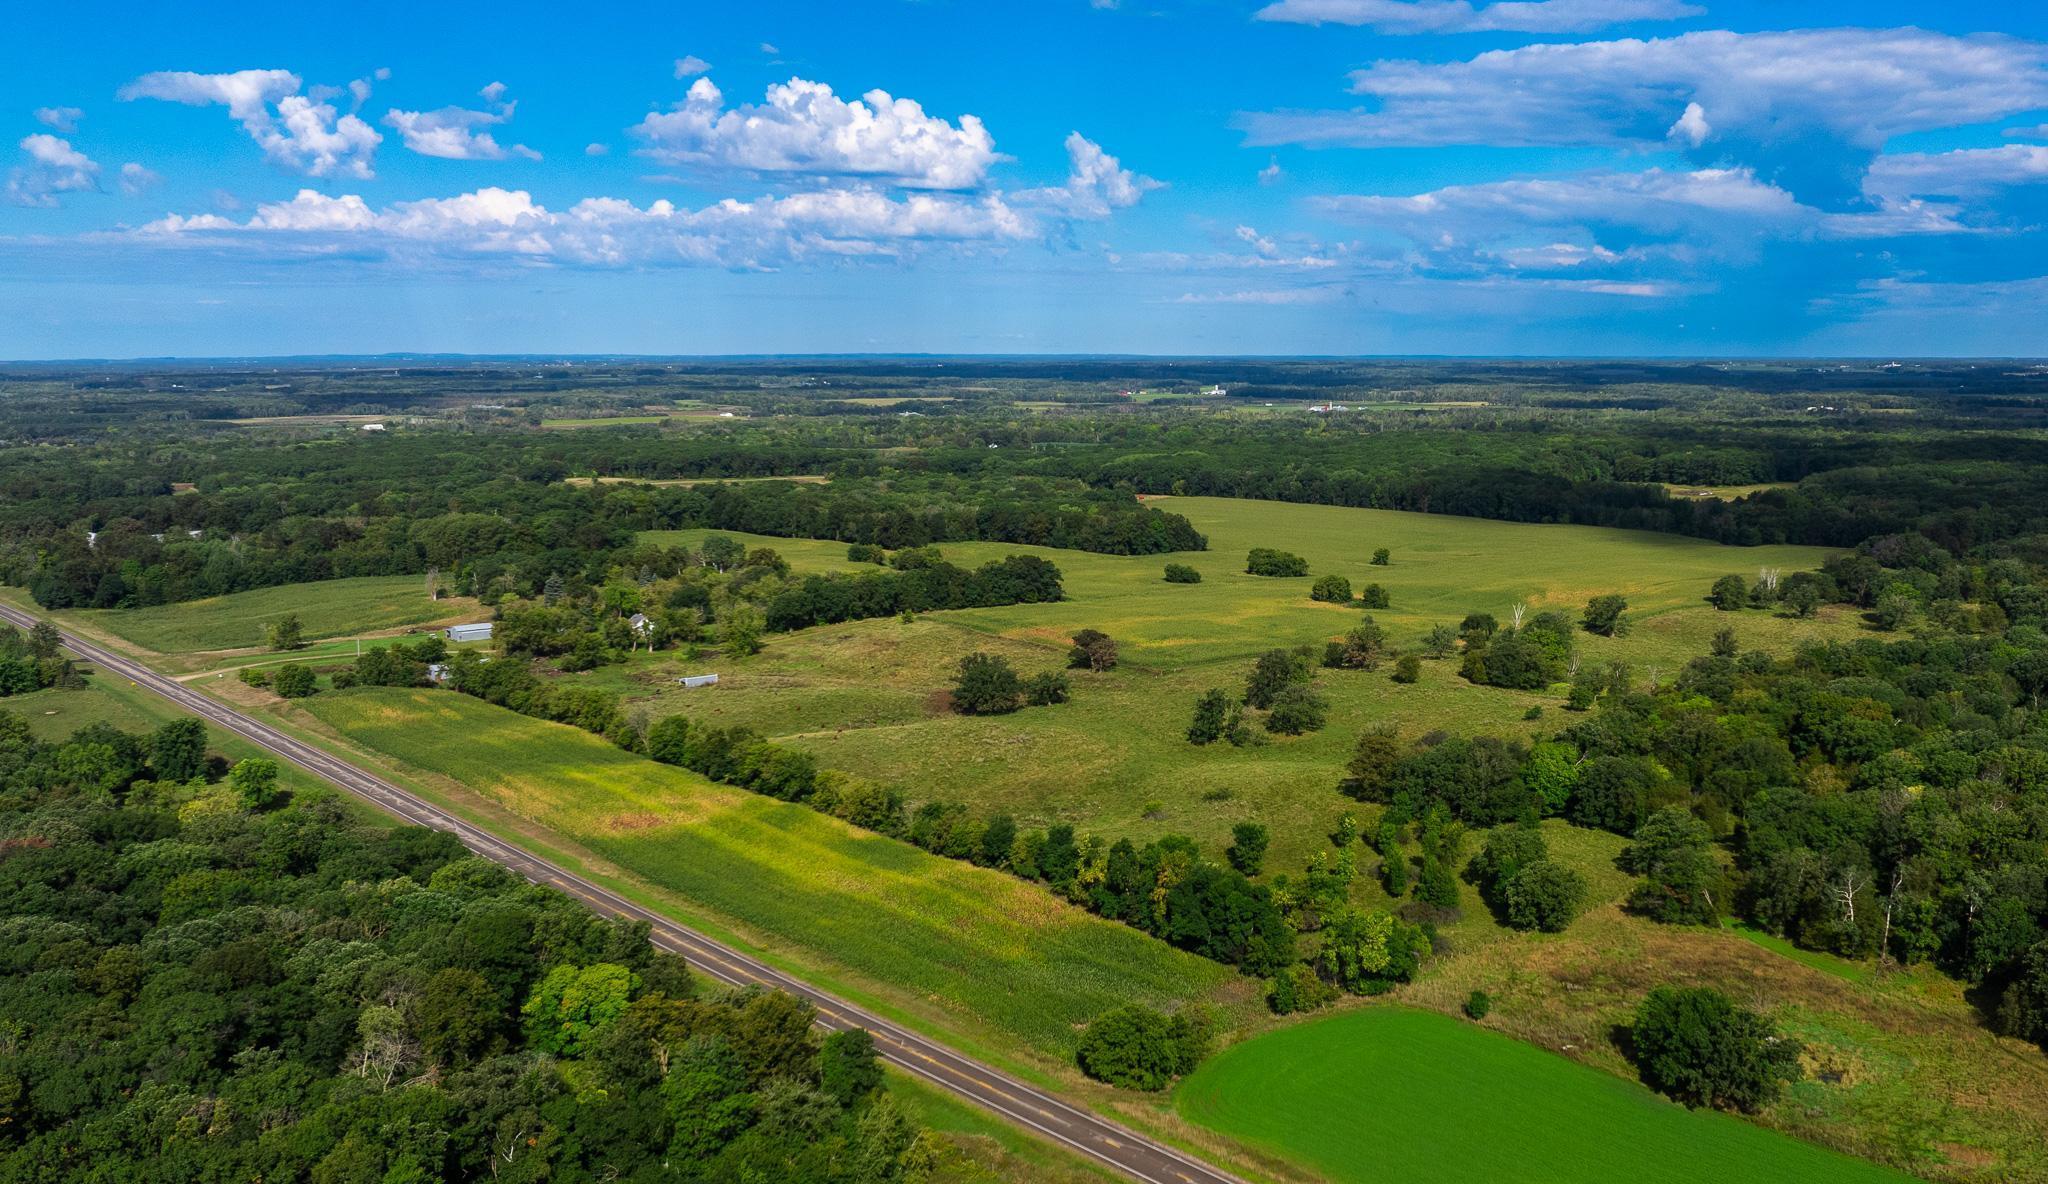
left=76, top=576, right=474, bottom=654
left=1176, top=1007, right=1911, bottom=1184
left=302, top=688, right=1238, bottom=1057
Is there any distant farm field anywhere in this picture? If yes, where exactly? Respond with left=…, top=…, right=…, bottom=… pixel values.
left=1176, top=1007, right=1909, bottom=1184
left=540, top=414, right=667, bottom=428
left=625, top=497, right=1853, bottom=872
left=564, top=474, right=830, bottom=488
left=299, top=688, right=1243, bottom=1063
left=647, top=495, right=1845, bottom=672
left=74, top=576, right=473, bottom=654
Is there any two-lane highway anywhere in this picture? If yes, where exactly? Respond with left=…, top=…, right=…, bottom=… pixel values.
left=0, top=604, right=1249, bottom=1184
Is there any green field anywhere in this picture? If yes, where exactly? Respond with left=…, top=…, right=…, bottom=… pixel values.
left=629, top=497, right=1852, bottom=873
left=1176, top=1007, right=1910, bottom=1184
left=67, top=577, right=475, bottom=655
left=298, top=688, right=1244, bottom=1066
left=8, top=677, right=325, bottom=798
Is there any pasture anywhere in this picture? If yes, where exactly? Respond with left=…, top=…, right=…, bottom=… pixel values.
left=300, top=687, right=1246, bottom=1066
left=625, top=496, right=1852, bottom=872
left=1175, top=1007, right=1909, bottom=1184
left=69, top=576, right=472, bottom=655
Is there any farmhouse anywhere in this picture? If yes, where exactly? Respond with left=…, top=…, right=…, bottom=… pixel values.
left=628, top=612, right=653, bottom=638
left=445, top=622, right=494, bottom=643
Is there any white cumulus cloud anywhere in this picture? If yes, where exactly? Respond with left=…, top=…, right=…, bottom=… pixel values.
left=631, top=76, right=998, bottom=189
left=33, top=106, right=84, bottom=133
left=133, top=184, right=1040, bottom=269
left=674, top=55, right=711, bottom=78
left=384, top=83, right=539, bottom=161
left=6, top=134, right=101, bottom=207
left=118, top=68, right=381, bottom=178
left=1253, top=0, right=1700, bottom=34
left=1015, top=132, right=1162, bottom=217
left=119, top=161, right=162, bottom=196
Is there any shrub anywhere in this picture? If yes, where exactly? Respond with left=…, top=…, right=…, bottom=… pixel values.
left=1310, top=574, right=1353, bottom=603
left=1470, top=826, right=1548, bottom=911
left=1245, top=648, right=1310, bottom=708
left=267, top=613, right=304, bottom=652
left=1075, top=1006, right=1212, bottom=1091
left=951, top=652, right=1022, bottom=715
left=1583, top=594, right=1630, bottom=637
left=1464, top=989, right=1492, bottom=1020
left=1392, top=654, right=1421, bottom=683
left=238, top=666, right=272, bottom=688
left=1631, top=986, right=1800, bottom=1111
left=1323, top=617, right=1387, bottom=671
left=270, top=663, right=317, bottom=699
left=1264, top=685, right=1328, bottom=735
left=846, top=542, right=888, bottom=565
left=1268, top=964, right=1340, bottom=1015
left=1187, top=689, right=1230, bottom=744
left=1227, top=822, right=1270, bottom=875
left=1068, top=629, right=1119, bottom=671
left=1503, top=860, right=1587, bottom=932
left=1246, top=548, right=1309, bottom=577
left=1163, top=563, right=1202, bottom=584
left=1710, top=574, right=1748, bottom=611
left=1371, top=548, right=1391, bottom=566
left=1024, top=671, right=1071, bottom=706
left=1360, top=583, right=1390, bottom=609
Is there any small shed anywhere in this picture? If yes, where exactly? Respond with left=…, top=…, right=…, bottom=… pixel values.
left=676, top=673, right=720, bottom=689
left=426, top=662, right=451, bottom=684
left=446, top=622, right=494, bottom=643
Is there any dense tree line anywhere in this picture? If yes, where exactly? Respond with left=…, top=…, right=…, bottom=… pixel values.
left=0, top=715, right=925, bottom=1182
left=765, top=555, right=1065, bottom=631
left=0, top=432, right=1200, bottom=610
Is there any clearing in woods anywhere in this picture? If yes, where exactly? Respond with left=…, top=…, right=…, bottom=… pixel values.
left=625, top=496, right=1852, bottom=873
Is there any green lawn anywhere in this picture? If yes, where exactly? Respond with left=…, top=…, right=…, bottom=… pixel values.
left=1176, top=1007, right=1911, bottom=1184
left=299, top=688, right=1244, bottom=1064
left=70, top=577, right=475, bottom=654
left=626, top=497, right=1855, bottom=874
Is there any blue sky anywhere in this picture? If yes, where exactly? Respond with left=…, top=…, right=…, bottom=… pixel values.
left=4, top=0, right=2048, bottom=357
